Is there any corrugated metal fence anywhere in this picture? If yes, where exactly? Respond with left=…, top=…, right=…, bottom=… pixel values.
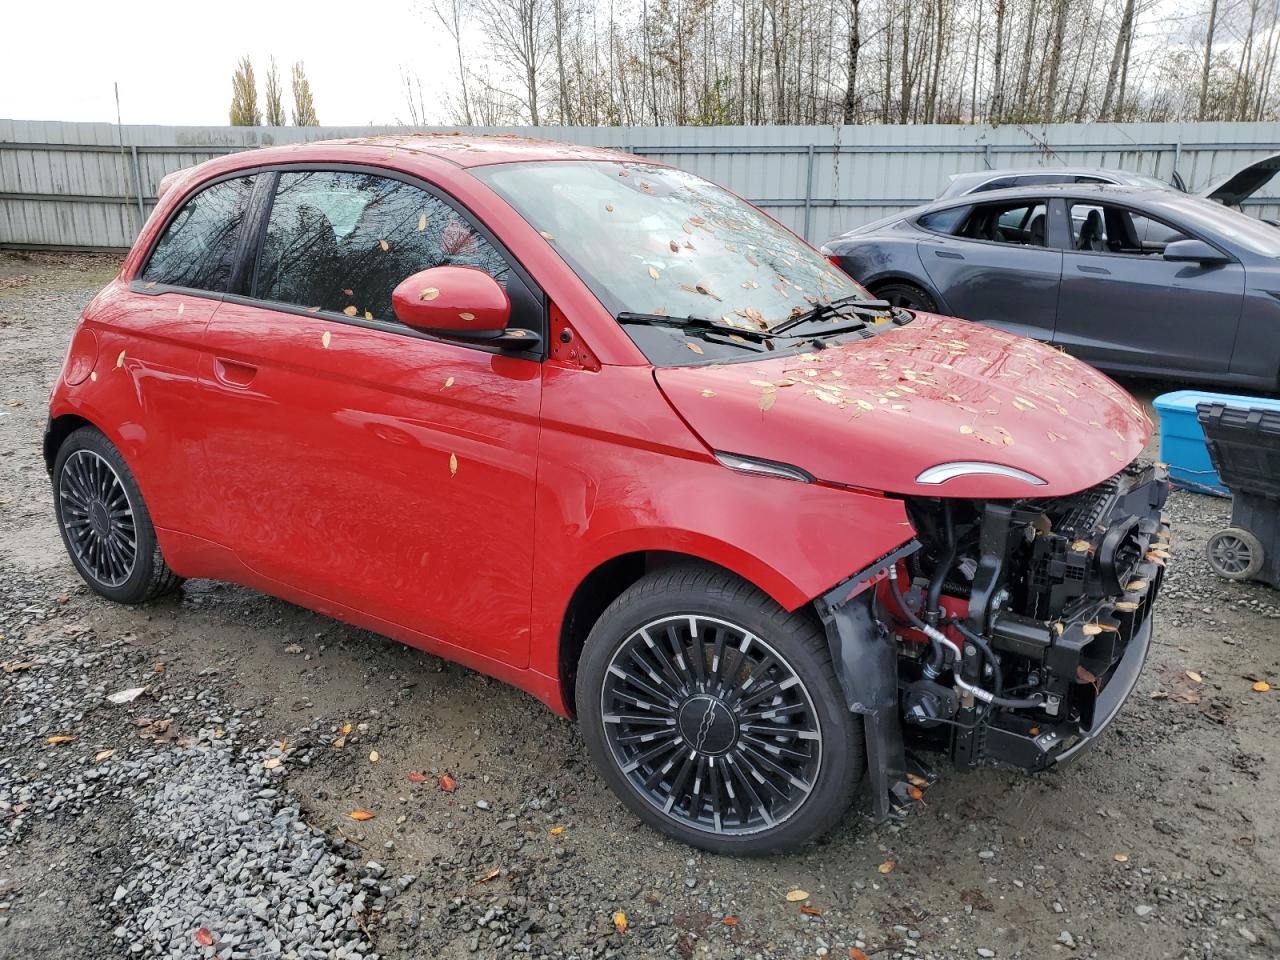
left=3, top=118, right=1280, bottom=251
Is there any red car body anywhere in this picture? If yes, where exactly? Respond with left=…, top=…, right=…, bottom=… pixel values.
left=46, top=136, right=1167, bottom=853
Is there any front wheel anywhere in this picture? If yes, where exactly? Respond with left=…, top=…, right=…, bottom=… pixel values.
left=576, top=565, right=863, bottom=855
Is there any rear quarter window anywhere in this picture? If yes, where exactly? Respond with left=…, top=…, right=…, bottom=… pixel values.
left=916, top=206, right=969, bottom=235
left=141, top=176, right=256, bottom=292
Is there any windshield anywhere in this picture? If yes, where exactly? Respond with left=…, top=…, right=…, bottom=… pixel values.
left=474, top=160, right=870, bottom=336
left=1162, top=194, right=1280, bottom=256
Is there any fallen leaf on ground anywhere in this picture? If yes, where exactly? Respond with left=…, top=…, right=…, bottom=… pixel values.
left=613, top=911, right=628, bottom=934
left=849, top=950, right=869, bottom=960
left=194, top=928, right=214, bottom=946
left=407, top=771, right=427, bottom=783
left=333, top=737, right=347, bottom=749
left=368, top=750, right=380, bottom=762
left=284, top=644, right=303, bottom=654
left=477, top=868, right=499, bottom=883
left=722, top=916, right=739, bottom=926
left=1, top=661, right=36, bottom=673
left=349, top=809, right=375, bottom=821
left=1113, top=853, right=1129, bottom=862
left=1254, top=680, right=1271, bottom=692
left=549, top=825, right=566, bottom=835
left=107, top=686, right=147, bottom=705
left=439, top=773, right=457, bottom=793
left=47, top=735, right=75, bottom=745
left=905, top=772, right=929, bottom=788
left=94, top=750, right=115, bottom=762
left=878, top=860, right=896, bottom=874
left=262, top=757, right=282, bottom=770
left=785, top=889, right=809, bottom=902
left=799, top=905, right=822, bottom=916
left=339, top=722, right=353, bottom=735
left=1186, top=671, right=1203, bottom=683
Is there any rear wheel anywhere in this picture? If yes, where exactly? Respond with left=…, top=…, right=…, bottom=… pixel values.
left=576, top=564, right=862, bottom=855
left=874, top=281, right=937, bottom=312
left=52, top=427, right=183, bottom=604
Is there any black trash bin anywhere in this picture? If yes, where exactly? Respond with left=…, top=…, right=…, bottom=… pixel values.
left=1196, top=401, right=1280, bottom=587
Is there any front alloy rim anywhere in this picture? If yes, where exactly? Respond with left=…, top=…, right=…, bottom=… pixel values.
left=1210, top=534, right=1253, bottom=574
left=600, top=614, right=822, bottom=836
left=59, top=449, right=137, bottom=587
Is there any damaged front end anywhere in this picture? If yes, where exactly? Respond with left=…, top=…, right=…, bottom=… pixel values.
left=817, top=460, right=1170, bottom=819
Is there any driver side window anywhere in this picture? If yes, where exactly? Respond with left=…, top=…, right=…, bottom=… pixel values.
left=1067, top=201, right=1190, bottom=257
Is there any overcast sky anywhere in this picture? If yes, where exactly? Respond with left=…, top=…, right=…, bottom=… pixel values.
left=3, top=0, right=460, bottom=127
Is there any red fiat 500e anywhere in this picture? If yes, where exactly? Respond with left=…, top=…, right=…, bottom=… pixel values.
left=46, top=136, right=1169, bottom=854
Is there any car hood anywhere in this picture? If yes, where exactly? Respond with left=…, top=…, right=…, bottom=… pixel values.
left=1201, top=152, right=1280, bottom=206
left=655, top=315, right=1151, bottom=499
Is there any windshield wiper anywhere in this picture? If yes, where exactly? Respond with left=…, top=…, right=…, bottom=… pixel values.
left=617, top=312, right=782, bottom=341
left=771, top=294, right=893, bottom=335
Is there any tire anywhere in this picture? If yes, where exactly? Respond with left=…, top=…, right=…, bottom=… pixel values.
left=576, top=564, right=863, bottom=856
left=874, top=281, right=937, bottom=312
left=52, top=426, right=183, bottom=604
left=1205, top=527, right=1264, bottom=581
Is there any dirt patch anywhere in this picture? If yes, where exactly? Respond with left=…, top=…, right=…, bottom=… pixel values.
left=1, top=254, right=1277, bottom=959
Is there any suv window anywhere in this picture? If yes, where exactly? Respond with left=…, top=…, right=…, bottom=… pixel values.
left=917, top=206, right=969, bottom=234
left=1068, top=201, right=1190, bottom=256
left=254, top=170, right=519, bottom=326
left=141, top=175, right=256, bottom=292
left=970, top=176, right=1016, bottom=194
left=957, top=200, right=1048, bottom=246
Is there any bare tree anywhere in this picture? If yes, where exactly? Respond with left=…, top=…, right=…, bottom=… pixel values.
left=475, top=0, right=551, bottom=124
left=431, top=0, right=475, bottom=125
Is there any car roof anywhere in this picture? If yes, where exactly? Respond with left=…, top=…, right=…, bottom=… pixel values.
left=155, top=134, right=654, bottom=204
left=927, top=182, right=1176, bottom=209
left=948, top=166, right=1142, bottom=184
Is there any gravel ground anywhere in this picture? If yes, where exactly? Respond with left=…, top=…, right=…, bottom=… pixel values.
left=1, top=250, right=1278, bottom=960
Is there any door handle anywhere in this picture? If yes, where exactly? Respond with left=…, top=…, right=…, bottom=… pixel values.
left=214, top=357, right=258, bottom=387
left=1076, top=264, right=1111, bottom=275
left=934, top=250, right=965, bottom=260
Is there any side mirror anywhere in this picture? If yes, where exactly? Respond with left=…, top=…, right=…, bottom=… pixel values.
left=1162, top=238, right=1230, bottom=265
left=392, top=266, right=537, bottom=348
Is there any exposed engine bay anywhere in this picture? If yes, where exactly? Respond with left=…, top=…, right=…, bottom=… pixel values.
left=816, top=460, right=1171, bottom=819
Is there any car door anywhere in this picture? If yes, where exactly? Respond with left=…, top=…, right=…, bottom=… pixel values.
left=1054, top=198, right=1245, bottom=375
left=916, top=196, right=1064, bottom=343
left=197, top=167, right=544, bottom=668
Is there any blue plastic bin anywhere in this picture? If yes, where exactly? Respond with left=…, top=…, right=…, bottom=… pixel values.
left=1154, top=390, right=1280, bottom=496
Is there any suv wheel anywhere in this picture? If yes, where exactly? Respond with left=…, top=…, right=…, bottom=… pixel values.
left=576, top=564, right=863, bottom=855
left=52, top=426, right=183, bottom=604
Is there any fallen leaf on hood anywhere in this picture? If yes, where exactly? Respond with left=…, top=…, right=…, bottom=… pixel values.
left=1254, top=680, right=1272, bottom=692
left=263, top=757, right=282, bottom=770
left=613, top=911, right=628, bottom=934
left=785, top=889, right=809, bottom=902
left=94, top=749, right=115, bottom=762
left=878, top=860, right=896, bottom=874
left=116, top=350, right=126, bottom=368
left=686, top=341, right=704, bottom=355
left=407, top=771, right=427, bottom=783
left=449, top=453, right=458, bottom=477
left=418, top=214, right=428, bottom=231
left=47, top=735, right=75, bottom=745
left=194, top=928, right=214, bottom=947
left=321, top=331, right=331, bottom=349
left=648, top=267, right=660, bottom=280
left=959, top=424, right=974, bottom=434
left=379, top=239, right=390, bottom=252
left=349, top=809, right=375, bottom=821
left=439, top=773, right=457, bottom=793
left=420, top=287, right=440, bottom=301
left=700, top=389, right=716, bottom=398
left=444, top=376, right=455, bottom=388
left=758, top=392, right=776, bottom=412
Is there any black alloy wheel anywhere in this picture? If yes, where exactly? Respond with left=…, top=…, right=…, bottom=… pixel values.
left=577, top=564, right=862, bottom=855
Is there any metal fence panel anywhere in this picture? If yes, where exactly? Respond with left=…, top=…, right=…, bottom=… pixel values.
left=3, top=118, right=1280, bottom=250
